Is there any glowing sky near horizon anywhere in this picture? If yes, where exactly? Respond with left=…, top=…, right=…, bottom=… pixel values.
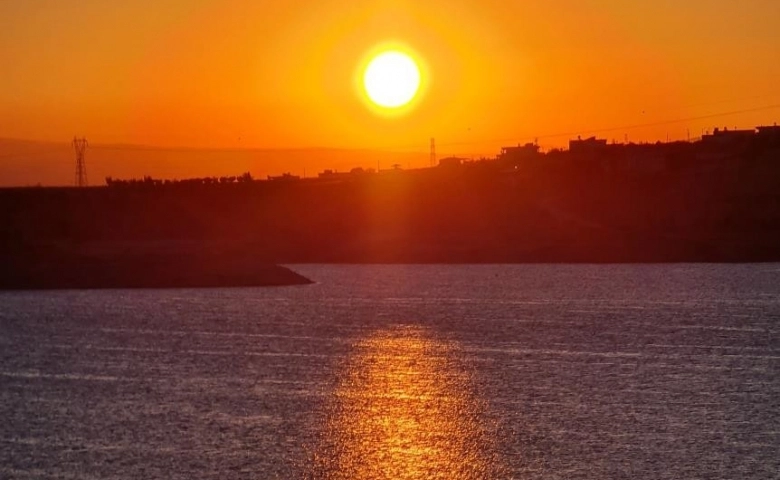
left=1, top=0, right=779, bottom=156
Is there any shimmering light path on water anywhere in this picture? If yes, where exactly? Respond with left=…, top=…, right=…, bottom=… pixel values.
left=310, top=327, right=500, bottom=479
left=0, top=264, right=778, bottom=479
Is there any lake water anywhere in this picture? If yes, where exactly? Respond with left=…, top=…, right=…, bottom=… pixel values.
left=1, top=264, right=778, bottom=479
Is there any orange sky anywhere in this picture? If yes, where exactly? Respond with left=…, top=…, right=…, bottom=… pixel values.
left=1, top=0, right=780, bottom=161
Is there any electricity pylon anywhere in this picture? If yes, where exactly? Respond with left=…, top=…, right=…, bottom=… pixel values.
left=73, top=136, right=88, bottom=187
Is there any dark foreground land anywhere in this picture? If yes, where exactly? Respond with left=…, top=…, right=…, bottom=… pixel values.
left=0, top=251, right=312, bottom=289
left=2, top=153, right=780, bottom=283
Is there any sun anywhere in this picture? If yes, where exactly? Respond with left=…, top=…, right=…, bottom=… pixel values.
left=362, top=50, right=421, bottom=109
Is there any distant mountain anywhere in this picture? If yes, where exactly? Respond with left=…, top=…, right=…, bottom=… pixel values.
left=0, top=139, right=429, bottom=187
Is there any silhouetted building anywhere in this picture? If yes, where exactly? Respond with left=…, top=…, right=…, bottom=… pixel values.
left=701, top=127, right=755, bottom=146
left=699, top=127, right=756, bottom=161
left=569, top=136, right=608, bottom=154
left=438, top=157, right=465, bottom=168
left=756, top=125, right=780, bottom=145
left=757, top=125, right=780, bottom=136
left=499, top=143, right=539, bottom=157
left=498, top=143, right=540, bottom=163
left=268, top=173, right=300, bottom=181
left=318, top=169, right=352, bottom=179
left=495, top=143, right=541, bottom=174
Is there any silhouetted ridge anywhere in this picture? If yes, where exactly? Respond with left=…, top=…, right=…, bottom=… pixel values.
left=1, top=125, right=779, bottom=264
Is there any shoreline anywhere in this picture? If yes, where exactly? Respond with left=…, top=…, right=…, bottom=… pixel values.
left=0, top=253, right=313, bottom=290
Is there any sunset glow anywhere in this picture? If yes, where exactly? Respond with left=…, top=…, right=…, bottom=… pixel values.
left=0, top=0, right=779, bottom=184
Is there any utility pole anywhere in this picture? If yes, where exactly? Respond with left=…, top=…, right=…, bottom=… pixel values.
left=430, top=137, right=436, bottom=167
left=73, top=136, right=88, bottom=187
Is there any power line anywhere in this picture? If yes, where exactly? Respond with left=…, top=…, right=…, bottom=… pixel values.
left=375, top=103, right=780, bottom=153
left=48, top=102, right=780, bottom=156
left=0, top=147, right=66, bottom=160
left=435, top=103, right=780, bottom=149
left=0, top=103, right=778, bottom=161
left=668, top=92, right=780, bottom=113
left=541, top=104, right=780, bottom=140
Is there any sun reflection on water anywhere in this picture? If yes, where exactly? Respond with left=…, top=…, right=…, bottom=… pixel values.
left=307, top=326, right=499, bottom=479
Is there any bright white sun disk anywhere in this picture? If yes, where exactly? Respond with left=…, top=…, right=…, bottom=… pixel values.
left=363, top=51, right=421, bottom=109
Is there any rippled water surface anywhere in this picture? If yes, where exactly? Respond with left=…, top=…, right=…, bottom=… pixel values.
left=1, top=264, right=779, bottom=479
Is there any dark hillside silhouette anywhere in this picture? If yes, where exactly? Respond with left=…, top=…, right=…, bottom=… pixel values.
left=2, top=126, right=780, bottom=286
left=2, top=134, right=780, bottom=269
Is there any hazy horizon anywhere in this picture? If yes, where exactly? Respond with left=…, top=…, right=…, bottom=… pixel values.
left=2, top=116, right=779, bottom=187
left=0, top=137, right=438, bottom=187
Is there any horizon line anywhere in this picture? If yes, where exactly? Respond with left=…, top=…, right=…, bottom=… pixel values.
left=1, top=103, right=779, bottom=154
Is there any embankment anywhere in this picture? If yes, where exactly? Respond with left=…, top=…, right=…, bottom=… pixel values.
left=2, top=162, right=780, bottom=271
left=0, top=250, right=312, bottom=289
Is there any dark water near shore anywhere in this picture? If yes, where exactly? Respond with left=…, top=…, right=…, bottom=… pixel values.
left=1, top=264, right=778, bottom=479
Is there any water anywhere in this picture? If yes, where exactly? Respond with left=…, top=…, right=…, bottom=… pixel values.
left=1, top=264, right=778, bottom=479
